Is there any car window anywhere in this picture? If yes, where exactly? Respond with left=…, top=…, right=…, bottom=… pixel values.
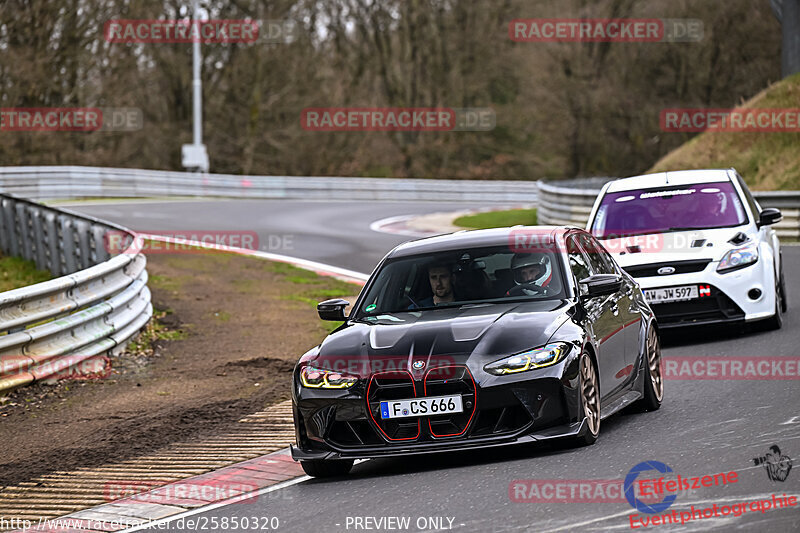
left=735, top=173, right=760, bottom=222
left=566, top=235, right=592, bottom=282
left=579, top=234, right=617, bottom=275
left=590, top=181, right=748, bottom=238
left=355, top=245, right=567, bottom=316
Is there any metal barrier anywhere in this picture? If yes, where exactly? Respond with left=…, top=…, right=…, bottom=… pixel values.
left=0, top=166, right=540, bottom=204
left=0, top=193, right=152, bottom=394
left=536, top=179, right=800, bottom=240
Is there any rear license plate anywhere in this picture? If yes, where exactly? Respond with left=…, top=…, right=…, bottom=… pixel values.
left=644, top=285, right=698, bottom=303
left=380, top=395, right=463, bottom=419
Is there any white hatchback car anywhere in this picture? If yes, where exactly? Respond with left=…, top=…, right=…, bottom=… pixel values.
left=587, top=168, right=786, bottom=329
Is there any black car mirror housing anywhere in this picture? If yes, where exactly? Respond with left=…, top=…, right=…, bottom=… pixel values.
left=317, top=298, right=350, bottom=321
left=757, top=208, right=782, bottom=227
left=579, top=274, right=622, bottom=299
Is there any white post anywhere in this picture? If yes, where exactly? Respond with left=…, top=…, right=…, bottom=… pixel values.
left=192, top=0, right=202, bottom=146
left=182, top=0, right=209, bottom=172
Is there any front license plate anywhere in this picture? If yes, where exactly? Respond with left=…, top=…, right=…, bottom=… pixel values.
left=644, top=285, right=698, bottom=303
left=380, top=395, right=463, bottom=419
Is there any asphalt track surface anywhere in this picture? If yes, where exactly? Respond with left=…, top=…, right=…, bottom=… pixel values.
left=64, top=198, right=476, bottom=274
left=69, top=199, right=800, bottom=532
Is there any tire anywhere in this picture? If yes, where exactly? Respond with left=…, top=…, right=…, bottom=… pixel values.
left=763, top=268, right=784, bottom=330
left=574, top=350, right=600, bottom=446
left=780, top=266, right=788, bottom=313
left=300, top=459, right=354, bottom=478
left=637, top=325, right=663, bottom=412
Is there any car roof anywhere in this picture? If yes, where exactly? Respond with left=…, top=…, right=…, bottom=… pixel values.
left=387, top=225, right=578, bottom=258
left=604, top=169, right=733, bottom=193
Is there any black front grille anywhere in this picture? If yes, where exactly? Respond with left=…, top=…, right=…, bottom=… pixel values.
left=624, top=259, right=711, bottom=278
left=423, top=366, right=476, bottom=438
left=363, top=366, right=480, bottom=443
left=366, top=372, right=420, bottom=441
left=470, top=406, right=532, bottom=437
left=328, top=420, right=384, bottom=447
left=651, top=285, right=744, bottom=325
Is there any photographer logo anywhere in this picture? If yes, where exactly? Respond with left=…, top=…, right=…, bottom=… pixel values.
left=753, top=445, right=792, bottom=482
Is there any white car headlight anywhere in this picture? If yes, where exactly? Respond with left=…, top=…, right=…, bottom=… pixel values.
left=717, top=243, right=758, bottom=273
left=484, top=343, right=572, bottom=376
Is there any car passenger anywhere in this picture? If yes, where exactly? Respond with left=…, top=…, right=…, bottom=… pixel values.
left=506, top=252, right=552, bottom=296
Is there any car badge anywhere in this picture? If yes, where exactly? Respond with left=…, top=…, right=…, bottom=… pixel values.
left=657, top=266, right=676, bottom=275
left=412, top=361, right=425, bottom=370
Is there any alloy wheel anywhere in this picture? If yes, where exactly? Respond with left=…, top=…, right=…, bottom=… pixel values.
left=646, top=327, right=664, bottom=402
left=580, top=353, right=600, bottom=436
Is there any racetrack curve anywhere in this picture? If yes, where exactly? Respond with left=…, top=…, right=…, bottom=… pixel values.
left=63, top=199, right=480, bottom=274
left=69, top=199, right=800, bottom=532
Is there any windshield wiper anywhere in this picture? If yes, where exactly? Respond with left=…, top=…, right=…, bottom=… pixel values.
left=459, top=302, right=496, bottom=309
left=666, top=226, right=707, bottom=232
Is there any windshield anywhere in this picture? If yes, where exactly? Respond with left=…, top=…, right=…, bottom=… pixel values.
left=355, top=246, right=567, bottom=317
left=590, top=182, right=748, bottom=239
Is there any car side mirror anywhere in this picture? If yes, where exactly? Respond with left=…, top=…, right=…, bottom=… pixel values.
left=317, top=299, right=350, bottom=321
left=758, top=208, right=782, bottom=227
left=579, top=274, right=622, bottom=299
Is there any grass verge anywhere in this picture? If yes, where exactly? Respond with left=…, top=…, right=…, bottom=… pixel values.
left=0, top=253, right=51, bottom=292
left=265, top=261, right=361, bottom=334
left=454, top=208, right=538, bottom=229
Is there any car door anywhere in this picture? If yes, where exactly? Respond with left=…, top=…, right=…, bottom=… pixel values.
left=567, top=234, right=627, bottom=398
left=581, top=234, right=641, bottom=380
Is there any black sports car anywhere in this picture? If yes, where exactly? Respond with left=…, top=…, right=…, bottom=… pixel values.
left=291, top=226, right=663, bottom=477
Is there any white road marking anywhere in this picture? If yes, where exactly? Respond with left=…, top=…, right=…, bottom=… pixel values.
left=120, top=474, right=311, bottom=532
left=369, top=214, right=430, bottom=236
left=140, top=233, right=369, bottom=283
left=120, top=458, right=369, bottom=531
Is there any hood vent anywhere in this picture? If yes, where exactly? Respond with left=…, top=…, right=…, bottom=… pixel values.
left=728, top=232, right=749, bottom=246
left=691, top=239, right=706, bottom=248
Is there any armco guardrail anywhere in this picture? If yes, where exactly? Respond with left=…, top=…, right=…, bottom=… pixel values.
left=537, top=179, right=800, bottom=240
left=0, top=166, right=540, bottom=203
left=0, top=192, right=152, bottom=394
left=536, top=178, right=614, bottom=228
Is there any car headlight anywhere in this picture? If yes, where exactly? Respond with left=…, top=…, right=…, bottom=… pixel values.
left=300, top=366, right=358, bottom=389
left=717, top=243, right=758, bottom=273
left=484, top=342, right=572, bottom=376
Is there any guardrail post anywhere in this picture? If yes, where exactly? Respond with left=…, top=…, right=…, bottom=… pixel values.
left=43, top=211, right=59, bottom=275
left=59, top=215, right=78, bottom=275
left=0, top=197, right=9, bottom=255
left=15, top=203, right=33, bottom=261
